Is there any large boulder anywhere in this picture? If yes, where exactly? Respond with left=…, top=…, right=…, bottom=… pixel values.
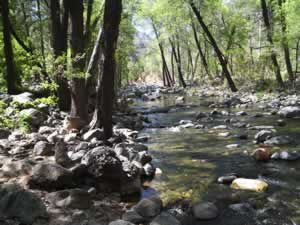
left=0, top=184, right=47, bottom=224
left=278, top=106, right=300, bottom=118
left=19, top=108, right=46, bottom=127
left=81, top=146, right=123, bottom=182
left=271, top=151, right=300, bottom=161
left=83, top=129, right=104, bottom=141
left=264, top=136, right=291, bottom=146
left=28, top=163, right=73, bottom=191
left=251, top=148, right=272, bottom=161
left=46, top=189, right=92, bottom=209
left=109, top=220, right=134, bottom=225
left=254, top=130, right=274, bottom=143
left=133, top=196, right=162, bottom=219
left=33, top=141, right=54, bottom=156
left=192, top=202, right=219, bottom=220
left=0, top=159, right=34, bottom=178
left=231, top=178, right=268, bottom=192
left=150, top=212, right=181, bottom=225
left=12, top=92, right=34, bottom=104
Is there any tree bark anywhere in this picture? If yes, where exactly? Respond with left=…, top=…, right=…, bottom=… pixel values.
left=170, top=37, right=187, bottom=88
left=101, top=0, right=122, bottom=139
left=278, top=0, right=294, bottom=84
left=50, top=0, right=71, bottom=111
left=260, top=0, right=285, bottom=88
left=69, top=0, right=88, bottom=129
left=0, top=0, right=19, bottom=94
left=189, top=1, right=237, bottom=92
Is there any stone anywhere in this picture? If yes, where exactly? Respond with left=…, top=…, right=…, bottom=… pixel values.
left=229, top=203, right=256, bottom=215
left=218, top=132, right=230, bottom=137
left=143, top=163, right=156, bottom=177
left=0, top=129, right=11, bottom=139
left=8, top=131, right=24, bottom=141
left=213, top=125, right=228, bottom=130
left=64, top=133, right=77, bottom=142
left=81, top=146, right=123, bottom=181
left=226, top=144, right=240, bottom=149
left=83, top=129, right=104, bottom=141
left=114, top=142, right=148, bottom=161
left=33, top=141, right=54, bottom=156
left=55, top=138, right=73, bottom=167
left=74, top=142, right=89, bottom=152
left=236, top=111, right=247, bottom=116
left=196, top=112, right=206, bottom=120
left=38, top=126, right=56, bottom=135
left=278, top=106, right=300, bottom=118
left=134, top=196, right=162, bottom=218
left=254, top=130, right=274, bottom=143
left=69, top=150, right=86, bottom=162
left=47, top=189, right=92, bottom=209
left=1, top=159, right=34, bottom=178
left=19, top=108, right=46, bottom=127
left=251, top=148, right=272, bottom=161
left=276, top=119, right=286, bottom=127
left=12, top=92, right=34, bottom=104
left=217, top=175, right=237, bottom=184
left=271, top=151, right=300, bottom=161
left=264, top=136, right=291, bottom=146
left=28, top=163, right=73, bottom=191
left=135, top=151, right=152, bottom=165
left=231, top=178, right=268, bottom=192
left=109, top=220, right=134, bottom=225
left=122, top=210, right=146, bottom=224
left=0, top=184, right=47, bottom=224
left=192, top=202, right=219, bottom=220
left=150, top=212, right=181, bottom=225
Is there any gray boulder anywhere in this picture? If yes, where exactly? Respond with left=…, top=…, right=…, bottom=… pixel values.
left=254, top=130, right=274, bottom=143
left=81, top=146, right=123, bottom=181
left=264, top=136, right=291, bottom=146
left=122, top=210, right=146, bottom=224
left=271, top=151, right=300, bottom=161
left=0, top=184, right=47, bottom=224
left=0, top=129, right=11, bottom=139
left=33, top=141, right=54, bottom=156
left=278, top=106, right=300, bottom=118
left=83, top=129, right=104, bottom=141
left=150, top=212, right=181, bottom=225
left=19, top=108, right=46, bottom=126
left=109, top=220, right=134, bottom=225
left=192, top=202, right=219, bottom=220
left=28, top=163, right=73, bottom=191
left=133, top=196, right=162, bottom=218
left=12, top=92, right=34, bottom=104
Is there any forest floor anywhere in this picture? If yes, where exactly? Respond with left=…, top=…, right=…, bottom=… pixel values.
left=1, top=83, right=300, bottom=225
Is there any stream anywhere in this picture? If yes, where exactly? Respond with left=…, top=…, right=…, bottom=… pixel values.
left=135, top=92, right=300, bottom=225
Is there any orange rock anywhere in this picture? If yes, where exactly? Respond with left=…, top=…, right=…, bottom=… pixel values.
left=251, top=148, right=272, bottom=161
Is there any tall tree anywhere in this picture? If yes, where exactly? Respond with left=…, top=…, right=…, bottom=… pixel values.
left=69, top=0, right=88, bottom=129
left=50, top=0, right=71, bottom=111
left=101, top=0, right=122, bottom=139
left=0, top=0, right=19, bottom=94
left=278, top=0, right=294, bottom=84
left=260, top=0, right=284, bottom=88
left=189, top=0, right=238, bottom=92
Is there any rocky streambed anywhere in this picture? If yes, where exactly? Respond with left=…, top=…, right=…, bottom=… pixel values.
left=1, top=85, right=300, bottom=225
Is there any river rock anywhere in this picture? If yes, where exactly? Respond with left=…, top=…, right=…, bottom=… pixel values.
left=1, top=159, right=34, bottom=178
left=217, top=175, right=237, bottom=184
left=28, top=163, right=73, bottom=191
left=81, top=146, right=123, bottom=182
left=135, top=151, right=152, bottom=165
left=83, top=129, right=104, bottom=141
left=12, top=92, right=34, bottom=104
left=109, top=220, right=135, bottom=225
left=251, top=148, right=272, bottom=161
left=0, top=129, right=11, bottom=139
left=236, top=111, right=247, bottom=116
left=278, top=106, right=300, bottom=118
left=122, top=210, right=146, bottom=224
left=55, top=138, right=73, bottom=167
left=254, top=130, right=274, bottom=143
left=271, top=151, right=300, bottom=161
left=150, top=212, right=181, bottom=225
left=231, top=178, right=268, bottom=192
left=192, top=202, right=219, bottom=220
left=226, top=144, right=240, bottom=149
left=133, top=196, right=162, bottom=218
left=47, top=189, right=92, bottom=209
left=19, top=108, right=46, bottom=127
left=264, top=136, right=291, bottom=146
left=33, top=141, right=54, bottom=156
left=0, top=184, right=47, bottom=224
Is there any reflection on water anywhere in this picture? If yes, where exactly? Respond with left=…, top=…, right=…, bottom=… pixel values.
left=138, top=94, right=300, bottom=224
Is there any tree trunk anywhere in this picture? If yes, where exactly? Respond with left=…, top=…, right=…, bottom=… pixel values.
left=151, top=20, right=172, bottom=87
left=101, top=0, right=122, bottom=139
left=36, top=0, right=46, bottom=70
left=191, top=18, right=209, bottom=77
left=278, top=0, right=294, bottom=84
left=69, top=0, right=88, bottom=129
left=0, top=0, right=19, bottom=94
left=260, top=0, right=285, bottom=88
left=190, top=1, right=237, bottom=92
left=170, top=38, right=187, bottom=88
left=50, top=0, right=71, bottom=111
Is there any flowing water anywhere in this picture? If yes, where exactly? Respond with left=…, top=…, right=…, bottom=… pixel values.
left=135, top=93, right=300, bottom=225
